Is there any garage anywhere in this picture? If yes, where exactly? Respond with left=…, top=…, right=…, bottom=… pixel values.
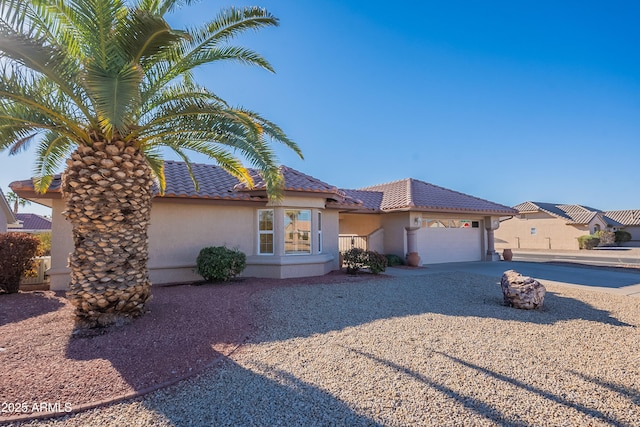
left=417, top=219, right=483, bottom=264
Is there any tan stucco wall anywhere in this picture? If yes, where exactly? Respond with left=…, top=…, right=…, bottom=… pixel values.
left=48, top=196, right=339, bottom=290
left=495, top=213, right=590, bottom=250
left=339, top=213, right=382, bottom=236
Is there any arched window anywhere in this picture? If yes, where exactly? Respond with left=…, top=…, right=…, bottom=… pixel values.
left=593, top=224, right=601, bottom=234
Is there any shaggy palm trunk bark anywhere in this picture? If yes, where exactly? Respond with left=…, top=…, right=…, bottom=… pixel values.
left=62, top=135, right=153, bottom=327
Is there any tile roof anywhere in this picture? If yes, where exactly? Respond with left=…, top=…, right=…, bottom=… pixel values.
left=162, top=161, right=349, bottom=203
left=344, top=178, right=517, bottom=215
left=10, top=161, right=355, bottom=207
left=514, top=201, right=602, bottom=224
left=14, top=213, right=52, bottom=231
left=603, top=210, right=640, bottom=226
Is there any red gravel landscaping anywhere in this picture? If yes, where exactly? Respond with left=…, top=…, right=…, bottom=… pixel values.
left=0, top=271, right=384, bottom=420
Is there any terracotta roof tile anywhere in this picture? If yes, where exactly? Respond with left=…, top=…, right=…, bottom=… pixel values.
left=234, top=166, right=345, bottom=197
left=10, top=161, right=354, bottom=207
left=346, top=179, right=516, bottom=214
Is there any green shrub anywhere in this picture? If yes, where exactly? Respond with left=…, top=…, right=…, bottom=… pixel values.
left=578, top=235, right=600, bottom=250
left=615, top=230, right=632, bottom=245
left=343, top=248, right=388, bottom=275
left=195, top=246, right=246, bottom=282
left=368, top=251, right=388, bottom=274
left=0, top=233, right=41, bottom=294
left=343, top=247, right=367, bottom=275
left=594, top=230, right=615, bottom=247
left=385, top=254, right=404, bottom=267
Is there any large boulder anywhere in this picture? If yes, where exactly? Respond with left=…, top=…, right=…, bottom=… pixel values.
left=500, top=270, right=546, bottom=309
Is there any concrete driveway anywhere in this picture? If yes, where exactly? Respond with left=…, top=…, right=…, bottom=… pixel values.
left=386, top=261, right=640, bottom=297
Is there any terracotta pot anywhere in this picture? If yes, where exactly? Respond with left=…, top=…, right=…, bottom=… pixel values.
left=502, top=249, right=513, bottom=261
left=406, top=252, right=421, bottom=267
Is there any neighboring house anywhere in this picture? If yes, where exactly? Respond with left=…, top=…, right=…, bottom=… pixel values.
left=0, top=188, right=17, bottom=232
left=11, top=161, right=515, bottom=291
left=603, top=210, right=640, bottom=245
left=494, top=201, right=628, bottom=250
left=340, top=179, right=517, bottom=264
left=7, top=213, right=52, bottom=233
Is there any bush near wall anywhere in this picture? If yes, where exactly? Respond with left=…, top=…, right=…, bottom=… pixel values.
left=578, top=235, right=600, bottom=250
left=615, top=230, right=632, bottom=245
left=0, top=233, right=41, bottom=294
left=595, top=230, right=616, bottom=247
left=385, top=254, right=404, bottom=267
left=195, top=246, right=246, bottom=282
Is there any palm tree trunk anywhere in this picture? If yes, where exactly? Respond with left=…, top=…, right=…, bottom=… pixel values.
left=62, top=136, right=153, bottom=327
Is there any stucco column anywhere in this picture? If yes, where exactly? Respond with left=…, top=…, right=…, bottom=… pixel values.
left=484, top=216, right=500, bottom=261
left=405, top=226, right=421, bottom=266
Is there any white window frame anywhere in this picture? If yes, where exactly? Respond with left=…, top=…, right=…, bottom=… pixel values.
left=258, top=209, right=274, bottom=255
left=317, top=211, right=322, bottom=253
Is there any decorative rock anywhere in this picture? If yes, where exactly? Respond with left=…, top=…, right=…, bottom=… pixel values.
left=500, top=270, right=546, bottom=309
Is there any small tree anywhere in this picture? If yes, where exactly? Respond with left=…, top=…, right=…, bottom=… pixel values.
left=0, top=233, right=41, bottom=293
left=5, top=191, right=30, bottom=214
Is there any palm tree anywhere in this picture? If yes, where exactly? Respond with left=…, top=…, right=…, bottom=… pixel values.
left=0, top=0, right=302, bottom=327
left=5, top=190, right=31, bottom=214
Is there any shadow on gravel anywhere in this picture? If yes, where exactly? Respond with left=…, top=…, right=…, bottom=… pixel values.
left=345, top=348, right=630, bottom=427
left=251, top=272, right=634, bottom=343
left=141, top=358, right=383, bottom=426
left=0, top=291, right=65, bottom=326
left=347, top=347, right=530, bottom=427
left=64, top=283, right=255, bottom=399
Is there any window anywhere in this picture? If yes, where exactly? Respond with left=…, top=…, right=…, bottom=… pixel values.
left=426, top=219, right=447, bottom=228
left=530, top=227, right=537, bottom=235
left=284, top=210, right=311, bottom=254
left=317, top=211, right=322, bottom=253
left=258, top=209, right=274, bottom=254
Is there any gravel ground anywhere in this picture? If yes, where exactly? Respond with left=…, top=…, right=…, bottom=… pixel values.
left=6, top=271, right=640, bottom=427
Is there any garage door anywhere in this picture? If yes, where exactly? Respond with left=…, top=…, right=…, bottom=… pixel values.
left=417, top=221, right=482, bottom=264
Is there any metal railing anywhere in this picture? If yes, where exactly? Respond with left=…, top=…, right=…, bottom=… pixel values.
left=338, top=235, right=368, bottom=253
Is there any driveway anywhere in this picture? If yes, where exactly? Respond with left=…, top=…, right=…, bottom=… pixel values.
left=387, top=261, right=640, bottom=297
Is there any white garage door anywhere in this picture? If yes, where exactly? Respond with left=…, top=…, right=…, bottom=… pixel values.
left=417, top=221, right=482, bottom=264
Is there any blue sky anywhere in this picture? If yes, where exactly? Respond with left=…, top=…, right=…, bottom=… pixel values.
left=2, top=0, right=639, bottom=216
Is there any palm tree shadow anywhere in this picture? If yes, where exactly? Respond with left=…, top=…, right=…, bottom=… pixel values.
left=567, top=370, right=640, bottom=406
left=343, top=347, right=531, bottom=427
left=65, top=283, right=255, bottom=395
left=252, top=272, right=633, bottom=344
left=140, top=358, right=382, bottom=426
left=0, top=291, right=65, bottom=326
left=346, top=347, right=631, bottom=427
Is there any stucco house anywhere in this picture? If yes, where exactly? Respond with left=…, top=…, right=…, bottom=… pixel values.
left=11, top=161, right=516, bottom=291
left=0, top=188, right=17, bottom=232
left=495, top=201, right=639, bottom=250
left=340, top=179, right=517, bottom=264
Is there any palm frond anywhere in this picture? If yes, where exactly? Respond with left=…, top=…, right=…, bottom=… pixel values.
left=141, top=6, right=278, bottom=102
left=84, top=62, right=143, bottom=137
left=32, top=131, right=74, bottom=193
left=0, top=20, right=89, bottom=117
